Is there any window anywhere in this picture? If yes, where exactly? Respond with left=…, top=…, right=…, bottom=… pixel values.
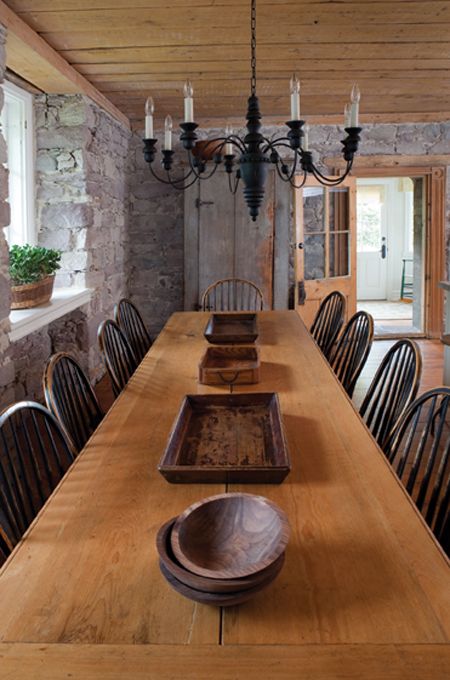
left=357, top=185, right=385, bottom=253
left=303, top=186, right=351, bottom=280
left=0, top=80, right=35, bottom=245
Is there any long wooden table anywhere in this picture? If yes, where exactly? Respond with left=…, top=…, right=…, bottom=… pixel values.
left=0, top=311, right=448, bottom=678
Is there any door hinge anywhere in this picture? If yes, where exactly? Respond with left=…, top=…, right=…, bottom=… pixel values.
left=297, top=280, right=306, bottom=305
left=195, top=198, right=214, bottom=209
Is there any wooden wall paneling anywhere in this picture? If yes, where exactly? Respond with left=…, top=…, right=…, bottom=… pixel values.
left=273, top=176, right=291, bottom=309
left=183, top=181, right=200, bottom=311
left=3, top=0, right=450, bottom=125
left=198, top=171, right=235, bottom=306
left=426, top=167, right=446, bottom=338
left=234, top=170, right=275, bottom=309
left=0, top=0, right=129, bottom=127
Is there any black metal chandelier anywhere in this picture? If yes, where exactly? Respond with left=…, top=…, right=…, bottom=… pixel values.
left=143, top=0, right=362, bottom=221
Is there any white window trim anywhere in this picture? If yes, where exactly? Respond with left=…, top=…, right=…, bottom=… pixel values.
left=9, top=288, right=92, bottom=342
left=2, top=79, right=36, bottom=245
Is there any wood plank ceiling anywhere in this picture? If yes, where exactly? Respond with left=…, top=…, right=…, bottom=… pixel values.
left=3, top=0, right=450, bottom=128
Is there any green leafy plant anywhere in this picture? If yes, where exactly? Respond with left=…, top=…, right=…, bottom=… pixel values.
left=9, top=244, right=61, bottom=286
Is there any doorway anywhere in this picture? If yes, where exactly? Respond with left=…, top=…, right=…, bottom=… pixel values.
left=295, top=165, right=444, bottom=339
left=356, top=176, right=424, bottom=337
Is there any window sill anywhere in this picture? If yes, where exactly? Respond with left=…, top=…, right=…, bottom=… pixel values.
left=9, top=288, right=92, bottom=342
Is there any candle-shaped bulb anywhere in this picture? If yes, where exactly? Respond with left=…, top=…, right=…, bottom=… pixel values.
left=290, top=73, right=300, bottom=95
left=351, top=83, right=360, bottom=104
left=183, top=80, right=194, bottom=122
left=290, top=73, right=301, bottom=121
left=302, top=123, right=310, bottom=152
left=145, top=96, right=155, bottom=139
left=350, top=83, right=360, bottom=127
left=164, top=114, right=173, bottom=150
left=225, top=124, right=233, bottom=156
left=184, top=80, right=194, bottom=98
left=344, top=103, right=352, bottom=128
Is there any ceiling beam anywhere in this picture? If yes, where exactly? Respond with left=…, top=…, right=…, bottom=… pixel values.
left=0, top=0, right=130, bottom=128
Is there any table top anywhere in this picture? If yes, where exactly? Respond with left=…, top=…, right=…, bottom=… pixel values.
left=0, top=311, right=448, bottom=678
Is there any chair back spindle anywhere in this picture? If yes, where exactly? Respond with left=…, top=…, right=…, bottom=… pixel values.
left=359, top=339, right=422, bottom=451
left=0, top=401, right=75, bottom=554
left=329, top=311, right=374, bottom=398
left=98, top=320, right=138, bottom=397
left=114, top=298, right=152, bottom=364
left=385, top=388, right=450, bottom=552
left=201, top=278, right=264, bottom=312
left=310, top=291, right=346, bottom=359
left=44, top=353, right=104, bottom=453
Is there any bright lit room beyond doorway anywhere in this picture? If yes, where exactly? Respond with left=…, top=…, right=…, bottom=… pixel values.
left=356, top=176, right=425, bottom=338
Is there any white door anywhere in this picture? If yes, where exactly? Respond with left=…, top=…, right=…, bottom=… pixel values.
left=357, top=183, right=388, bottom=300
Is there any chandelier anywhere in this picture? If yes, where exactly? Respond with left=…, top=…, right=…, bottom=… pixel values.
left=142, top=0, right=362, bottom=221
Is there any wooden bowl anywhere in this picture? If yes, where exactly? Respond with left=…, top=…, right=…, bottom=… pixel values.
left=171, top=492, right=290, bottom=579
left=156, top=517, right=285, bottom=594
left=159, top=559, right=283, bottom=607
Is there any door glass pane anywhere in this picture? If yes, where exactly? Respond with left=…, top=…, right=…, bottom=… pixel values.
left=304, top=234, right=325, bottom=279
left=303, top=187, right=325, bottom=233
left=329, top=187, right=349, bottom=231
left=329, top=232, right=349, bottom=277
left=357, top=185, right=384, bottom=252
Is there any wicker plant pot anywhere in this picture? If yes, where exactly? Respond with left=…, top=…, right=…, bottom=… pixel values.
left=10, top=275, right=55, bottom=310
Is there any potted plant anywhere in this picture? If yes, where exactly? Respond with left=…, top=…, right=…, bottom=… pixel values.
left=9, top=244, right=62, bottom=309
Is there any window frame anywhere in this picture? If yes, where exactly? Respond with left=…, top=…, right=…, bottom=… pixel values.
left=1, top=79, right=36, bottom=246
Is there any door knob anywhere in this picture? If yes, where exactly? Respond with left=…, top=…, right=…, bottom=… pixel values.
left=298, top=242, right=304, bottom=250
left=380, top=238, right=387, bottom=259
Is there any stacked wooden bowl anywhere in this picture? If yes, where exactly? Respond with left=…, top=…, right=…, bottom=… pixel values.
left=156, top=493, right=290, bottom=606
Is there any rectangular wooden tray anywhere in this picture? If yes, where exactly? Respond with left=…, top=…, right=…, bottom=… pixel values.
left=204, top=313, right=258, bottom=344
left=199, top=345, right=260, bottom=386
left=159, top=392, right=290, bottom=484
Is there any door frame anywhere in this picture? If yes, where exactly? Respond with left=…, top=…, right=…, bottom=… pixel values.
left=294, top=176, right=357, bottom=328
left=183, top=170, right=291, bottom=311
left=346, top=165, right=445, bottom=339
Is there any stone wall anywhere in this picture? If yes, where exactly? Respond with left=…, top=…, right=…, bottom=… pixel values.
left=128, top=121, right=450, bottom=334
left=0, top=87, right=131, bottom=409
left=0, top=25, right=13, bottom=407
left=127, top=132, right=184, bottom=337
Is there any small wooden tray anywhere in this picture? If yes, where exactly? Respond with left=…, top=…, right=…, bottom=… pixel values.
left=199, top=345, right=260, bottom=385
left=159, top=393, right=290, bottom=484
left=204, top=313, right=258, bottom=344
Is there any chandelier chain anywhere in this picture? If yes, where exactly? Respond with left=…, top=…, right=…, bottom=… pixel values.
left=251, top=0, right=257, bottom=96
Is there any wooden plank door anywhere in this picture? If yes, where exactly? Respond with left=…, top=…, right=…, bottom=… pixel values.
left=234, top=170, right=275, bottom=309
left=184, top=169, right=287, bottom=310
left=295, top=176, right=356, bottom=328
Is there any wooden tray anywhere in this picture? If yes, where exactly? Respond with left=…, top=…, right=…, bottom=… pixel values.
left=204, top=313, right=258, bottom=344
left=158, top=393, right=290, bottom=484
left=199, top=345, right=260, bottom=385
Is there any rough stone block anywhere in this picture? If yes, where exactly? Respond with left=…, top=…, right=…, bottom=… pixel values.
left=41, top=202, right=93, bottom=229
left=60, top=250, right=88, bottom=272
left=56, top=152, right=76, bottom=171
left=36, top=151, right=58, bottom=173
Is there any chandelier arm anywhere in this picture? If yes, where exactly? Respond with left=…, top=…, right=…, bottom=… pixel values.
left=209, top=135, right=247, bottom=154
left=288, top=170, right=308, bottom=190
left=228, top=171, right=241, bottom=195
left=164, top=170, right=201, bottom=191
left=310, top=160, right=353, bottom=185
left=262, top=136, right=292, bottom=153
left=192, top=160, right=221, bottom=182
left=274, top=159, right=291, bottom=182
left=148, top=163, right=196, bottom=186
